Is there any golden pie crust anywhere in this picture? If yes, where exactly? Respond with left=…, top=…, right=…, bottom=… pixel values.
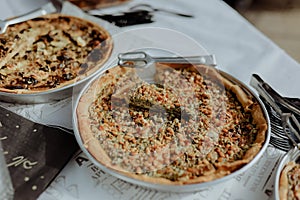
left=0, top=14, right=112, bottom=94
left=279, top=161, right=300, bottom=200
left=76, top=63, right=268, bottom=185
left=68, top=0, right=130, bottom=10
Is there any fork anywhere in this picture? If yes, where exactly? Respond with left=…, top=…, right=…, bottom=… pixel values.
left=265, top=98, right=300, bottom=151
left=118, top=51, right=217, bottom=68
left=265, top=102, right=295, bottom=151
left=0, top=2, right=56, bottom=34
left=270, top=136, right=292, bottom=152
left=250, top=75, right=300, bottom=151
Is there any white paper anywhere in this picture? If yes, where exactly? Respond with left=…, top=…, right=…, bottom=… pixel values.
left=39, top=147, right=285, bottom=200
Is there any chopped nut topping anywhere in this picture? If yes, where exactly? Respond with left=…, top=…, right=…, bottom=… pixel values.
left=85, top=66, right=263, bottom=182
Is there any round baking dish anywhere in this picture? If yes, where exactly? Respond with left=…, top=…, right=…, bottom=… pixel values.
left=73, top=56, right=270, bottom=192
left=0, top=79, right=88, bottom=104
left=274, top=147, right=300, bottom=200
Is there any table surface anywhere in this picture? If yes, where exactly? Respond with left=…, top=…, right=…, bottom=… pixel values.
left=1, top=0, right=299, bottom=199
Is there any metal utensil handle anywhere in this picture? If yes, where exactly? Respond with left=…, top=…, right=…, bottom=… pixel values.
left=283, top=114, right=300, bottom=149
left=250, top=75, right=282, bottom=114
left=154, top=55, right=217, bottom=66
left=263, top=83, right=300, bottom=116
left=118, top=52, right=217, bottom=68
left=118, top=51, right=147, bottom=60
left=5, top=2, right=56, bottom=27
left=118, top=52, right=148, bottom=68
left=252, top=74, right=300, bottom=116
left=285, top=97, right=300, bottom=109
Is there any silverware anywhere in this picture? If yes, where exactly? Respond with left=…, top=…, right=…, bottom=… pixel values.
left=129, top=4, right=194, bottom=18
left=250, top=74, right=300, bottom=151
left=252, top=74, right=300, bottom=116
left=268, top=106, right=295, bottom=151
left=50, top=0, right=64, bottom=13
left=118, top=51, right=217, bottom=68
left=90, top=4, right=193, bottom=27
left=0, top=2, right=56, bottom=34
left=270, top=136, right=292, bottom=152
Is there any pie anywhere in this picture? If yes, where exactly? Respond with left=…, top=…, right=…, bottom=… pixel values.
left=0, top=14, right=113, bottom=94
left=279, top=161, right=300, bottom=200
left=68, top=0, right=130, bottom=10
left=76, top=63, right=268, bottom=185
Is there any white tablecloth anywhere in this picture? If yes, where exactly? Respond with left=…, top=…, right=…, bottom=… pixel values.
left=1, top=0, right=299, bottom=199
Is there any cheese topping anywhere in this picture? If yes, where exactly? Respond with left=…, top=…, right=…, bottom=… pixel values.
left=0, top=14, right=112, bottom=93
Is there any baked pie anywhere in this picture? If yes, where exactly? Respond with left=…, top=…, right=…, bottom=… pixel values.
left=76, top=63, right=268, bottom=185
left=0, top=14, right=112, bottom=94
left=279, top=161, right=300, bottom=200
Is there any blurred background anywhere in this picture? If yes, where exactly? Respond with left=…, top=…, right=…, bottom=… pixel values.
left=224, top=0, right=300, bottom=63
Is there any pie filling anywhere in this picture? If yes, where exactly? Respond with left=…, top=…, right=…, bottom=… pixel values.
left=79, top=64, right=266, bottom=184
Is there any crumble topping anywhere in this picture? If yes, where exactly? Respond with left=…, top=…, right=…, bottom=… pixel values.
left=86, top=65, right=260, bottom=182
